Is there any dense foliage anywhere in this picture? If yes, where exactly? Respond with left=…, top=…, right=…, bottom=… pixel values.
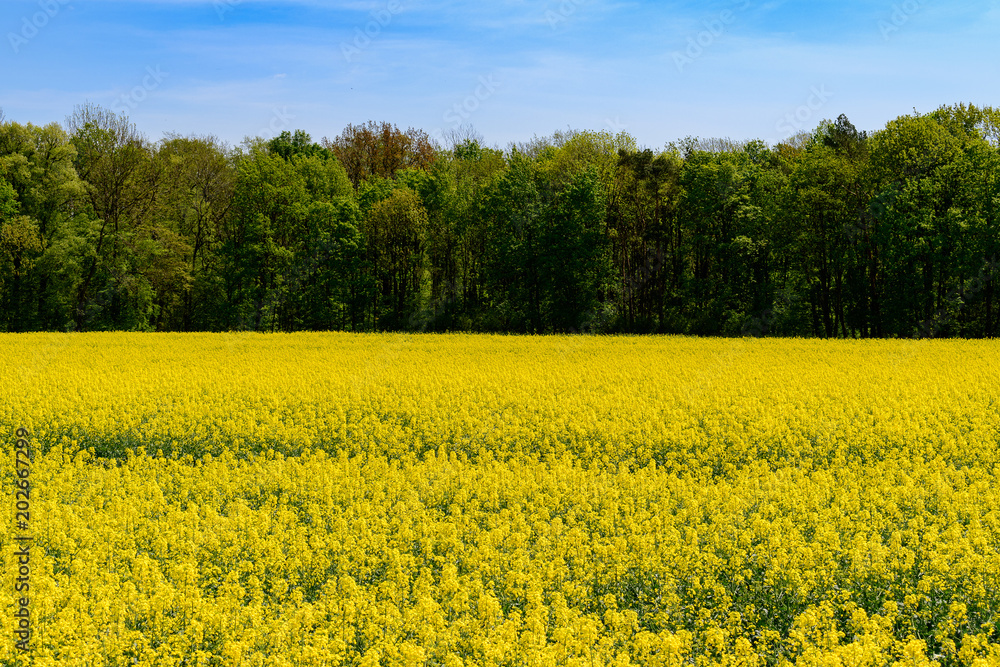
left=1, top=103, right=998, bottom=337
left=2, top=333, right=1000, bottom=665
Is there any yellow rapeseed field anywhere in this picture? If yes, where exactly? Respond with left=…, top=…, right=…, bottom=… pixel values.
left=2, top=332, right=999, bottom=666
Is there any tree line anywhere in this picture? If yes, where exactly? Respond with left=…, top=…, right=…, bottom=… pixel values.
left=1, top=102, right=998, bottom=337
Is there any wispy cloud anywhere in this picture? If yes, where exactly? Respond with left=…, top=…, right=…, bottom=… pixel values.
left=1, top=0, right=997, bottom=148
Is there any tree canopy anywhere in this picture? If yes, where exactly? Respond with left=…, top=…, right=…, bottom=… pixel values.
left=1, top=103, right=998, bottom=337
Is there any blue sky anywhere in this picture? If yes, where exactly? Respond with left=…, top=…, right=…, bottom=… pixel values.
left=2, top=0, right=997, bottom=150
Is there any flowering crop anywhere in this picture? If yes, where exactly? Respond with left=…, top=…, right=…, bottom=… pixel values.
left=2, top=333, right=999, bottom=665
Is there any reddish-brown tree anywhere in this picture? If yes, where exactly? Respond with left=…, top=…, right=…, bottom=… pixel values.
left=323, top=120, right=436, bottom=187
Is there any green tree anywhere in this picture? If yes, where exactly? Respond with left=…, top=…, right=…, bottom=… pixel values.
left=363, top=187, right=428, bottom=330
left=155, top=134, right=236, bottom=330
left=264, top=132, right=362, bottom=331
left=539, top=168, right=610, bottom=332
left=0, top=120, right=90, bottom=330
left=221, top=143, right=305, bottom=330
left=868, top=109, right=977, bottom=336
left=481, top=153, right=544, bottom=332
left=395, top=162, right=461, bottom=331
left=676, top=145, right=774, bottom=334
left=783, top=141, right=855, bottom=337
left=450, top=140, right=508, bottom=329
left=608, top=148, right=683, bottom=331
left=0, top=178, right=44, bottom=320
left=67, top=104, right=164, bottom=330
